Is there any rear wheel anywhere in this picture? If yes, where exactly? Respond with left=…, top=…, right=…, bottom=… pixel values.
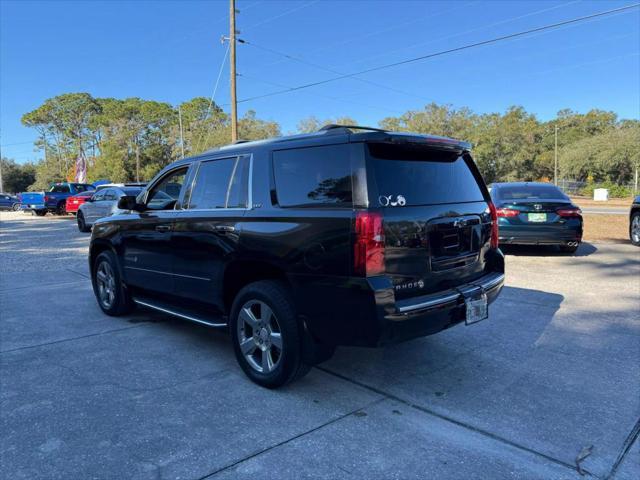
left=12, top=203, right=21, bottom=211
left=630, top=212, right=640, bottom=246
left=34, top=210, right=47, bottom=216
left=56, top=202, right=67, bottom=215
left=92, top=251, right=134, bottom=316
left=559, top=243, right=579, bottom=254
left=77, top=211, right=91, bottom=232
left=230, top=280, right=310, bottom=388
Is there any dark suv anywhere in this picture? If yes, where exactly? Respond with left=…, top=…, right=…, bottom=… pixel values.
left=89, top=125, right=504, bottom=388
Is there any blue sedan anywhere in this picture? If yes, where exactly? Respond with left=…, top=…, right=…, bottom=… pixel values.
left=490, top=182, right=583, bottom=254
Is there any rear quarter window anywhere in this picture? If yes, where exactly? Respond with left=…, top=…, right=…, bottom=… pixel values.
left=367, top=143, right=484, bottom=206
left=273, top=145, right=352, bottom=207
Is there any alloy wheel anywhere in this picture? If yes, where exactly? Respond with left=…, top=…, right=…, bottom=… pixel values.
left=237, top=300, right=283, bottom=374
left=632, top=215, right=640, bottom=243
left=96, top=261, right=116, bottom=309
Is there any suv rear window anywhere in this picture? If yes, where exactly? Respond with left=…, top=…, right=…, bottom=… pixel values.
left=273, top=145, right=352, bottom=207
left=367, top=143, right=484, bottom=206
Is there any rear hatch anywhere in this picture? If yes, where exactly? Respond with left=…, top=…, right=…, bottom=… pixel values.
left=365, top=141, right=493, bottom=300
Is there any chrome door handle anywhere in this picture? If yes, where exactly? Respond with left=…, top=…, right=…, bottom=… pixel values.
left=155, top=225, right=172, bottom=232
left=214, top=225, right=235, bottom=233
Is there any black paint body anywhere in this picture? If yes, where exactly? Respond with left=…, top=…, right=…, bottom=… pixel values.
left=90, top=129, right=504, bottom=347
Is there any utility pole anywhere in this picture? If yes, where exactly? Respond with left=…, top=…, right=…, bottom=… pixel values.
left=554, top=124, right=558, bottom=186
left=178, top=105, right=185, bottom=159
left=230, top=0, right=238, bottom=143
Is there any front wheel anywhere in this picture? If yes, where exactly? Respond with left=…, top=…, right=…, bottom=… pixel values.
left=12, top=203, right=21, bottom=211
left=92, top=251, right=134, bottom=316
left=230, top=280, right=310, bottom=388
left=34, top=210, right=47, bottom=216
left=630, top=212, right=640, bottom=246
left=56, top=202, right=67, bottom=215
left=77, top=211, right=91, bottom=232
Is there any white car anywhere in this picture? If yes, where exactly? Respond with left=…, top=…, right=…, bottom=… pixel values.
left=77, top=186, right=143, bottom=232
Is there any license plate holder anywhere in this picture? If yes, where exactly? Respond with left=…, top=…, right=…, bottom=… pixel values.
left=528, top=213, right=547, bottom=222
left=465, top=292, right=488, bottom=325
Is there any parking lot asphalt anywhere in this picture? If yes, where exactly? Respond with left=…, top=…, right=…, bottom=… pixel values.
left=1, top=211, right=638, bottom=480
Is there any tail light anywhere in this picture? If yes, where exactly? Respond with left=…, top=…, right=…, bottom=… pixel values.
left=354, top=211, right=385, bottom=276
left=44, top=195, right=51, bottom=202
left=556, top=207, right=581, bottom=217
left=496, top=208, right=519, bottom=217
left=488, top=202, right=499, bottom=249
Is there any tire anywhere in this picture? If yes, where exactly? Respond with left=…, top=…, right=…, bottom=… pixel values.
left=56, top=202, right=67, bottom=215
left=630, top=212, right=640, bottom=247
left=34, top=210, right=47, bottom=216
left=12, top=203, right=21, bottom=211
left=559, top=243, right=579, bottom=254
left=77, top=211, right=91, bottom=232
left=230, top=280, right=310, bottom=388
left=92, top=250, right=134, bottom=316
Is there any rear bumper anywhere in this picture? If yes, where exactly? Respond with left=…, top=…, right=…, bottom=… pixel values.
left=20, top=203, right=46, bottom=211
left=498, top=223, right=582, bottom=245
left=291, top=251, right=505, bottom=348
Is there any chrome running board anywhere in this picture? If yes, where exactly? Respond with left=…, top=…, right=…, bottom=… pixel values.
left=133, top=299, right=227, bottom=328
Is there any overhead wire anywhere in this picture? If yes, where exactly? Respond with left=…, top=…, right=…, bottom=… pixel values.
left=235, top=3, right=640, bottom=105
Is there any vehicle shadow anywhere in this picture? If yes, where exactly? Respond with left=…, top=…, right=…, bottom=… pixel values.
left=500, top=242, right=597, bottom=257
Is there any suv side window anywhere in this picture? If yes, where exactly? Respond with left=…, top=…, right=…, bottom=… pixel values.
left=187, top=156, right=249, bottom=210
left=273, top=145, right=352, bottom=207
left=146, top=167, right=188, bottom=210
left=50, top=185, right=71, bottom=193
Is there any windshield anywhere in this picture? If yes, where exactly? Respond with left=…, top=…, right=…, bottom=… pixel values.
left=495, top=184, right=568, bottom=201
left=367, top=143, right=484, bottom=206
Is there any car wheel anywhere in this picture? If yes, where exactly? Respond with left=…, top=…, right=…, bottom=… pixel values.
left=34, top=210, right=47, bottom=216
left=77, top=211, right=91, bottom=232
left=12, top=203, right=21, bottom=211
left=56, top=202, right=67, bottom=215
left=559, top=243, right=579, bottom=254
left=630, top=212, right=640, bottom=246
left=92, top=251, right=134, bottom=316
left=230, top=280, right=310, bottom=388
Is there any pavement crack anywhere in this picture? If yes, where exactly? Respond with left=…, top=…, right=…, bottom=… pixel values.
left=0, top=324, right=149, bottom=354
left=605, top=417, right=640, bottom=479
left=198, top=397, right=386, bottom=479
left=316, top=366, right=601, bottom=479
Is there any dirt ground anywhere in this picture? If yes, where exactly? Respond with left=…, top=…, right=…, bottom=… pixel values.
left=583, top=214, right=630, bottom=243
left=571, top=196, right=635, bottom=209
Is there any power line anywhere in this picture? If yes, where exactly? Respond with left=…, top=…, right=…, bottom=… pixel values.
left=239, top=38, right=431, bottom=102
left=236, top=72, right=405, bottom=115
left=243, top=0, right=319, bottom=30
left=237, top=3, right=640, bottom=105
left=341, top=0, right=582, bottom=70
left=195, top=41, right=231, bottom=153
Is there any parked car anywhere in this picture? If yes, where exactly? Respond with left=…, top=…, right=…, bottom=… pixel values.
left=20, top=183, right=95, bottom=216
left=0, top=193, right=21, bottom=211
left=66, top=190, right=95, bottom=215
left=490, top=182, right=583, bottom=253
left=95, top=182, right=147, bottom=191
left=630, top=195, right=640, bottom=246
left=89, top=125, right=504, bottom=388
left=77, top=186, right=143, bottom=232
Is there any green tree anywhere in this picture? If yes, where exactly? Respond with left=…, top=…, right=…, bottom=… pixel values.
left=0, top=158, right=37, bottom=193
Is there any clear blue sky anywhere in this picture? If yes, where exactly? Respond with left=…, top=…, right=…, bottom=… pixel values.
left=1, top=0, right=639, bottom=163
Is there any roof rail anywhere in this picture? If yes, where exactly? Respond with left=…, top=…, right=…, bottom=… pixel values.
left=318, top=124, right=387, bottom=133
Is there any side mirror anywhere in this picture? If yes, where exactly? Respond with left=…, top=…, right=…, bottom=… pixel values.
left=117, top=195, right=142, bottom=211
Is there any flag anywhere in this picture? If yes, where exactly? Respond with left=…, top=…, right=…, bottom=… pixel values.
left=75, top=152, right=87, bottom=183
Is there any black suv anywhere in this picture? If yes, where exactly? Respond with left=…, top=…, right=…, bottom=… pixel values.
left=89, top=125, right=504, bottom=388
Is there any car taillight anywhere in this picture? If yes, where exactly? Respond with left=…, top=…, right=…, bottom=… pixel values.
left=496, top=208, right=519, bottom=217
left=44, top=196, right=51, bottom=202
left=556, top=207, right=581, bottom=217
left=354, top=211, right=385, bottom=276
left=488, top=202, right=499, bottom=249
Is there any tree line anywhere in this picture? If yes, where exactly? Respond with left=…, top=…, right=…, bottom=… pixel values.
left=3, top=92, right=638, bottom=194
